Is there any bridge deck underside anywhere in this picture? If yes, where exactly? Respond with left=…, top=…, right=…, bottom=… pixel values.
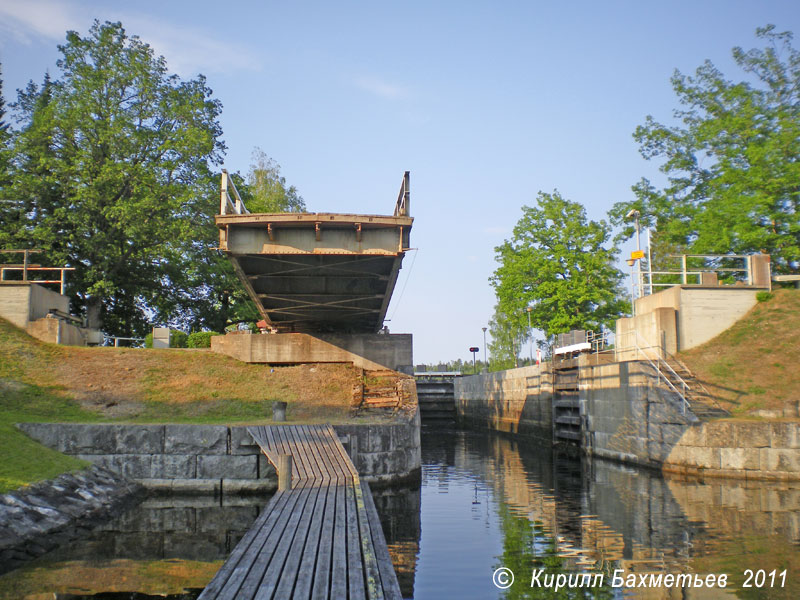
left=218, top=213, right=411, bottom=333
left=232, top=253, right=402, bottom=333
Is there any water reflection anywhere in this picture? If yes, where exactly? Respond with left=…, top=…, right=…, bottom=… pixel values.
left=408, top=428, right=800, bottom=599
left=0, top=495, right=262, bottom=599
left=1, top=429, right=799, bottom=599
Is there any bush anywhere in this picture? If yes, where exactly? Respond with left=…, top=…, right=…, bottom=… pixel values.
left=144, top=329, right=188, bottom=348
left=187, top=331, right=221, bottom=348
left=756, top=291, right=774, bottom=303
left=170, top=330, right=188, bottom=348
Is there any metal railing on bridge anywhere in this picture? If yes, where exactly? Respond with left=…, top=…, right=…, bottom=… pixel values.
left=219, top=169, right=248, bottom=215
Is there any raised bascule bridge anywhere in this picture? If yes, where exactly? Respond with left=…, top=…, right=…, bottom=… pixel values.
left=212, top=170, right=416, bottom=411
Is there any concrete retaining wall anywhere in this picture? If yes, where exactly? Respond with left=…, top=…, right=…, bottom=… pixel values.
left=212, top=331, right=413, bottom=374
left=454, top=364, right=553, bottom=443
left=0, top=282, right=71, bottom=329
left=454, top=359, right=800, bottom=481
left=17, top=413, right=421, bottom=492
left=617, top=286, right=762, bottom=357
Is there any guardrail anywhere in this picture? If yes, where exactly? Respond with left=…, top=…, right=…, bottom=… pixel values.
left=220, top=169, right=248, bottom=215
left=394, top=171, right=410, bottom=217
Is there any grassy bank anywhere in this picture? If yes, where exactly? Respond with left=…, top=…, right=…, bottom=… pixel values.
left=0, top=318, right=362, bottom=492
left=679, top=288, right=800, bottom=418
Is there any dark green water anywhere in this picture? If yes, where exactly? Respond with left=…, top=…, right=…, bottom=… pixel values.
left=1, top=428, right=799, bottom=599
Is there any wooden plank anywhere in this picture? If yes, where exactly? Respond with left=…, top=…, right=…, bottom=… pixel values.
left=272, top=481, right=328, bottom=599
left=360, top=480, right=403, bottom=600
left=200, top=487, right=299, bottom=600
left=301, top=425, right=330, bottom=482
left=235, top=480, right=315, bottom=599
left=354, top=480, right=384, bottom=600
left=209, top=424, right=402, bottom=600
left=216, top=486, right=310, bottom=600
left=330, top=483, right=348, bottom=600
left=307, top=425, right=339, bottom=482
left=197, top=493, right=286, bottom=600
left=276, top=426, right=307, bottom=480
left=307, top=425, right=341, bottom=481
left=346, top=480, right=367, bottom=600
left=318, top=426, right=353, bottom=482
left=310, top=482, right=338, bottom=600
left=291, top=425, right=320, bottom=483
left=293, top=479, right=332, bottom=599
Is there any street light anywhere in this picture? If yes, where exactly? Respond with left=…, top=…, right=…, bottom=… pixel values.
left=626, top=209, right=642, bottom=300
left=526, top=306, right=533, bottom=363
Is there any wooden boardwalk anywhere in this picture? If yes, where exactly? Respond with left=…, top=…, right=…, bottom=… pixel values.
left=198, top=424, right=402, bottom=600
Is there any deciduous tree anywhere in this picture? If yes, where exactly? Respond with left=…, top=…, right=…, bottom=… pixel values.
left=245, top=147, right=305, bottom=213
left=3, top=21, right=225, bottom=335
left=610, top=26, right=800, bottom=274
left=491, top=191, right=626, bottom=340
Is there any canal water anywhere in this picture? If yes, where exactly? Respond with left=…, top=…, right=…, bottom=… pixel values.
left=1, top=427, right=799, bottom=599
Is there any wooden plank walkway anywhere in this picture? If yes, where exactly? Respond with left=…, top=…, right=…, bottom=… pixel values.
left=198, top=424, right=402, bottom=600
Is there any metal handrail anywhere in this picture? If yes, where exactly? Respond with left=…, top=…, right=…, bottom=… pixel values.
left=631, top=330, right=691, bottom=414
left=220, top=169, right=248, bottom=215
left=394, top=171, right=410, bottom=217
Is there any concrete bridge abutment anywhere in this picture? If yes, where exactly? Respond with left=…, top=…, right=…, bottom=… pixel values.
left=211, top=331, right=413, bottom=374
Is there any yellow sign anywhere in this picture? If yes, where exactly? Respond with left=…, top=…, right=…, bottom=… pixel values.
left=631, top=250, right=645, bottom=260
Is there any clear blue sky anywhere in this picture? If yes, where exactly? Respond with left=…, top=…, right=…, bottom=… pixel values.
left=2, top=1, right=799, bottom=363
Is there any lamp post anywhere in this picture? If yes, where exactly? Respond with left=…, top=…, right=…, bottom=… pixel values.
left=481, top=327, right=488, bottom=371
left=526, top=306, right=533, bottom=363
left=626, top=209, right=642, bottom=299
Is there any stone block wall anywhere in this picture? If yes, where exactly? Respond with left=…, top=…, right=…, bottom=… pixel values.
left=454, top=364, right=553, bottom=443
left=17, top=413, right=421, bottom=492
left=665, top=420, right=800, bottom=480
left=580, top=360, right=696, bottom=469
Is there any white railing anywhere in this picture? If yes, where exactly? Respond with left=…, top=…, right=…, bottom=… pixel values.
left=220, top=169, right=248, bottom=215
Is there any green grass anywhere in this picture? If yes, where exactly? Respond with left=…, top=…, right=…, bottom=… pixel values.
left=0, top=316, right=364, bottom=492
left=0, top=381, right=100, bottom=493
left=679, top=288, right=800, bottom=416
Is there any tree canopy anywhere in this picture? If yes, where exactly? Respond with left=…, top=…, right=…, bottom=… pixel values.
left=610, top=25, right=800, bottom=274
left=244, top=147, right=306, bottom=213
left=1, top=21, right=225, bottom=335
left=490, top=191, right=627, bottom=343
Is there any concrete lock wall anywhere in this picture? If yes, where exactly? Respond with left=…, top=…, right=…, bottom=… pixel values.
left=17, top=413, right=422, bottom=493
left=454, top=364, right=553, bottom=443
left=211, top=331, right=413, bottom=374
left=454, top=359, right=800, bottom=480
left=580, top=360, right=696, bottom=469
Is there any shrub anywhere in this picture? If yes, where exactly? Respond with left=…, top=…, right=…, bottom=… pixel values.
left=756, top=291, right=774, bottom=303
left=187, top=331, right=221, bottom=348
left=170, top=330, right=188, bottom=348
left=145, top=329, right=188, bottom=348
